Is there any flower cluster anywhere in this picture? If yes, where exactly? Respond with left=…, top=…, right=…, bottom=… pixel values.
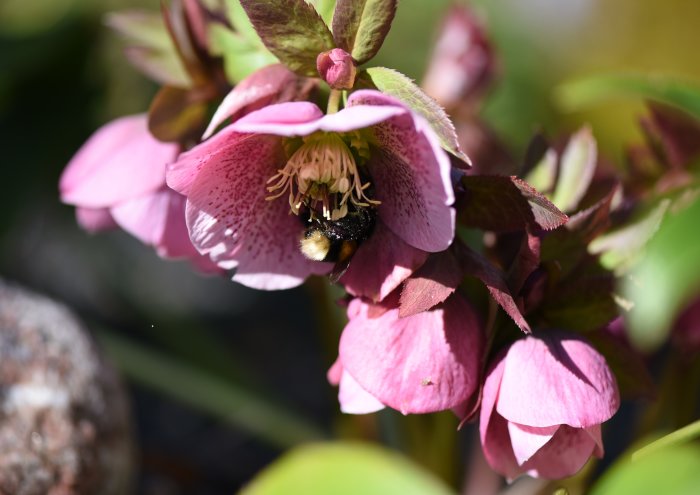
left=59, top=0, right=692, bottom=485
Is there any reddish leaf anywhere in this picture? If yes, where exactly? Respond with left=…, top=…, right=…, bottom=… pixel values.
left=645, top=101, right=700, bottom=169
left=507, top=231, right=541, bottom=296
left=148, top=86, right=208, bottom=143
left=399, top=250, right=463, bottom=317
left=458, top=175, right=568, bottom=232
left=332, top=0, right=397, bottom=65
left=456, top=243, right=531, bottom=333
left=239, top=0, right=335, bottom=76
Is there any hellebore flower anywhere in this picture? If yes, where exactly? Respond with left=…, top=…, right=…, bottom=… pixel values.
left=330, top=291, right=483, bottom=415
left=480, top=331, right=620, bottom=480
left=59, top=114, right=216, bottom=270
left=167, top=89, right=455, bottom=290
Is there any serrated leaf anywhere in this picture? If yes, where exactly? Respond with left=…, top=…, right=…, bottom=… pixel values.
left=241, top=442, right=456, bottom=495
left=399, top=250, right=463, bottom=317
left=106, top=10, right=191, bottom=87
left=332, top=0, right=396, bottom=64
left=209, top=23, right=278, bottom=84
left=456, top=243, right=531, bottom=333
left=551, top=126, right=598, bottom=213
left=239, top=0, right=335, bottom=77
left=458, top=175, right=568, bottom=232
left=362, top=67, right=469, bottom=163
left=556, top=73, right=700, bottom=122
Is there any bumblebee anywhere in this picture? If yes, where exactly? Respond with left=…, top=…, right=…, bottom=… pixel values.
left=299, top=205, right=377, bottom=282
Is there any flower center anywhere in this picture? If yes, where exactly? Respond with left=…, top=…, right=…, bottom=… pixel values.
left=266, top=133, right=378, bottom=221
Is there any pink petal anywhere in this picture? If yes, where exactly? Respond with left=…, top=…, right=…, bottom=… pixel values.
left=507, top=422, right=560, bottom=465
left=111, top=189, right=171, bottom=247
left=521, top=425, right=599, bottom=479
left=75, top=207, right=117, bottom=232
left=203, top=64, right=315, bottom=139
left=185, top=134, right=329, bottom=290
left=231, top=102, right=404, bottom=137
left=497, top=332, right=620, bottom=428
left=339, top=293, right=483, bottom=414
left=340, top=221, right=428, bottom=303
left=348, top=91, right=455, bottom=251
left=339, top=371, right=386, bottom=415
left=60, top=115, right=176, bottom=208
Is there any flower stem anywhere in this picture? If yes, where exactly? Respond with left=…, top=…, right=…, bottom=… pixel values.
left=327, top=89, right=342, bottom=114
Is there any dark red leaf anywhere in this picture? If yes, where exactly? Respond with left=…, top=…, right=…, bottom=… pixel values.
left=148, top=86, right=208, bottom=143
left=332, top=0, right=397, bottom=65
left=458, top=175, right=568, bottom=232
left=399, top=250, right=463, bottom=317
left=645, top=101, right=700, bottom=169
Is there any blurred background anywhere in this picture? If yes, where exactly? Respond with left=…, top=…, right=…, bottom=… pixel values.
left=2, top=0, right=700, bottom=493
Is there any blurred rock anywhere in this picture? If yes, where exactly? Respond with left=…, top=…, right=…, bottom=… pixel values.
left=0, top=280, right=133, bottom=495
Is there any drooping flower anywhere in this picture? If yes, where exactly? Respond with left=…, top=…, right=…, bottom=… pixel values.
left=59, top=114, right=217, bottom=271
left=480, top=331, right=620, bottom=480
left=167, top=89, right=456, bottom=291
left=330, top=291, right=483, bottom=415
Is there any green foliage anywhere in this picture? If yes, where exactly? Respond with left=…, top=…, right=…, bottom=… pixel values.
left=239, top=0, right=335, bottom=76
left=209, top=23, right=277, bottom=84
left=633, top=420, right=700, bottom=461
left=590, top=441, right=700, bottom=495
left=622, top=195, right=700, bottom=351
left=240, top=442, right=456, bottom=495
left=362, top=66, right=468, bottom=162
left=557, top=74, right=700, bottom=122
left=550, top=126, right=597, bottom=213
left=332, top=0, right=396, bottom=64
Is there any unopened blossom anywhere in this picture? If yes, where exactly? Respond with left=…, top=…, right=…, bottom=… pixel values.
left=330, top=291, right=483, bottom=414
left=167, top=89, right=456, bottom=291
left=59, top=114, right=216, bottom=271
left=317, top=48, right=356, bottom=90
left=480, top=331, right=620, bottom=480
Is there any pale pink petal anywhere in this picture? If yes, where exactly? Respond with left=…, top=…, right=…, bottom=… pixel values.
left=522, top=425, right=598, bottom=479
left=348, top=90, right=455, bottom=251
left=507, top=423, right=560, bottom=466
left=340, top=221, right=428, bottom=303
left=497, top=332, right=620, bottom=428
left=586, top=424, right=605, bottom=458
left=75, top=207, right=117, bottom=232
left=339, top=371, right=386, bottom=415
left=339, top=293, right=482, bottom=414
left=185, top=134, right=329, bottom=290
left=327, top=359, right=343, bottom=386
left=60, top=115, right=176, bottom=208
left=231, top=102, right=404, bottom=137
left=153, top=191, right=201, bottom=259
left=203, top=64, right=314, bottom=139
left=111, top=189, right=170, bottom=247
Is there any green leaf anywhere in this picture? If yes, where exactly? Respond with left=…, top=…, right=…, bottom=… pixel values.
left=589, top=199, right=670, bottom=274
left=362, top=66, right=468, bottom=162
left=551, top=126, right=597, bottom=213
left=590, top=442, right=700, bottom=495
left=106, top=10, right=191, bottom=87
left=556, top=74, right=700, bottom=121
left=209, top=23, right=278, bottom=84
left=239, top=0, right=335, bottom=76
left=633, top=420, right=700, bottom=461
left=622, top=195, right=700, bottom=351
left=309, top=0, right=336, bottom=24
left=332, top=0, right=396, bottom=65
left=148, top=85, right=208, bottom=143
left=240, top=442, right=456, bottom=495
left=98, top=331, right=327, bottom=449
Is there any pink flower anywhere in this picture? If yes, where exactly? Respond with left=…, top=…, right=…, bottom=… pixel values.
left=330, top=292, right=483, bottom=414
left=167, top=89, right=455, bottom=290
left=480, top=332, right=620, bottom=480
left=60, top=114, right=216, bottom=271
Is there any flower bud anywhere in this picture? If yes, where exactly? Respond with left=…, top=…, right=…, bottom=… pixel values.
left=316, top=48, right=357, bottom=90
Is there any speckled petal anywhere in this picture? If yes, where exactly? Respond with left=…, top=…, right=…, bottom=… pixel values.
left=497, top=332, right=620, bottom=428
left=339, top=293, right=482, bottom=414
left=340, top=220, right=428, bottom=302
left=184, top=134, right=329, bottom=289
left=60, top=115, right=176, bottom=208
left=347, top=91, right=455, bottom=252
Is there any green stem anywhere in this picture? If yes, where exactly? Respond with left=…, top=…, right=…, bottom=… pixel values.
left=97, top=330, right=328, bottom=449
left=327, top=89, right=342, bottom=114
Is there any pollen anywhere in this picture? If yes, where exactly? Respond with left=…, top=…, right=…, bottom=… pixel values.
left=266, top=133, right=378, bottom=220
